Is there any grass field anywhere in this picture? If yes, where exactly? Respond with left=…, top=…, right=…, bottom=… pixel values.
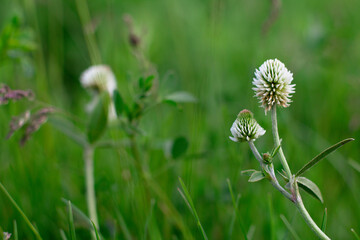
left=1, top=0, right=360, bottom=239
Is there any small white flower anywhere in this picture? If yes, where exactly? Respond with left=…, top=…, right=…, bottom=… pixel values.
left=80, top=65, right=117, bottom=96
left=252, top=59, right=295, bottom=113
left=230, top=109, right=266, bottom=142
left=80, top=65, right=117, bottom=121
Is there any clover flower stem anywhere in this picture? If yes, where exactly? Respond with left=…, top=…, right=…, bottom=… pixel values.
left=271, top=106, right=292, bottom=178
left=248, top=141, right=263, bottom=164
left=248, top=141, right=293, bottom=202
left=84, top=145, right=99, bottom=238
left=294, top=183, right=331, bottom=240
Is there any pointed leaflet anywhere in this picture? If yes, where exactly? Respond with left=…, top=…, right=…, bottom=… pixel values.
left=295, top=138, right=354, bottom=177
left=248, top=171, right=265, bottom=182
left=296, top=177, right=323, bottom=203
left=171, top=136, right=189, bottom=159
left=87, top=93, right=109, bottom=143
left=321, top=208, right=327, bottom=232
left=113, top=90, right=124, bottom=117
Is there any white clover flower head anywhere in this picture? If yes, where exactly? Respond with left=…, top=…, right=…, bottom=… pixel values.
left=80, top=65, right=117, bottom=96
left=252, top=59, right=295, bottom=113
left=229, top=109, right=266, bottom=142
left=80, top=65, right=118, bottom=121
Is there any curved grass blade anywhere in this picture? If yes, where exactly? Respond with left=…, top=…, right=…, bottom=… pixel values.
left=0, top=182, right=42, bottom=240
left=67, top=201, right=76, bottom=240
left=280, top=214, right=301, bottom=240
left=296, top=138, right=354, bottom=177
left=60, top=229, right=68, bottom=240
left=296, top=177, right=323, bottom=203
left=321, top=208, right=327, bottom=232
left=351, top=228, right=360, bottom=240
left=178, top=177, right=208, bottom=240
left=91, top=221, right=100, bottom=240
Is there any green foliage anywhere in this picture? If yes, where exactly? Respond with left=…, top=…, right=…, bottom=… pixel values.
left=296, top=177, right=323, bottom=203
left=296, top=138, right=354, bottom=177
left=248, top=171, right=265, bottom=182
left=87, top=93, right=110, bottom=143
left=171, top=136, right=189, bottom=159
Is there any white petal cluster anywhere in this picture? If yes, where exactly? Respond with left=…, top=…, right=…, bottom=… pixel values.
left=80, top=65, right=117, bottom=96
left=230, top=109, right=266, bottom=142
left=80, top=65, right=117, bottom=121
left=252, top=59, right=295, bottom=113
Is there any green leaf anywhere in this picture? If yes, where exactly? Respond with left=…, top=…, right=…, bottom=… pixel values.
left=241, top=169, right=257, bottom=177
left=296, top=177, right=323, bottom=203
left=144, top=75, right=154, bottom=92
left=67, top=201, right=76, bottom=240
left=321, top=208, right=327, bottom=232
left=248, top=171, right=265, bottom=182
left=48, top=117, right=87, bottom=147
left=271, top=144, right=281, bottom=158
left=296, top=138, right=354, bottom=177
left=164, top=91, right=197, bottom=103
left=87, top=93, right=110, bottom=143
left=113, top=90, right=124, bottom=117
left=171, top=136, right=189, bottom=159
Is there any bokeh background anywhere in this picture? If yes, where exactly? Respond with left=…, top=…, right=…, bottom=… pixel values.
left=0, top=0, right=360, bottom=239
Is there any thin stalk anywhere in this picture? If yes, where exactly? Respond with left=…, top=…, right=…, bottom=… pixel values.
left=294, top=184, right=331, bottom=240
left=84, top=145, right=99, bottom=237
left=271, top=106, right=292, bottom=178
left=248, top=141, right=293, bottom=202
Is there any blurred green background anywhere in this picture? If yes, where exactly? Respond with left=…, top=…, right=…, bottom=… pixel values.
left=1, top=0, right=360, bottom=239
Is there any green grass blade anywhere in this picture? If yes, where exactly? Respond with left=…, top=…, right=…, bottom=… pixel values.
left=61, top=198, right=92, bottom=229
left=226, top=178, right=248, bottom=240
left=349, top=159, right=360, bottom=173
left=351, top=228, right=360, bottom=240
left=280, top=215, right=301, bottom=240
left=60, top=229, right=68, bottom=240
left=296, top=138, right=354, bottom=177
left=13, top=220, right=18, bottom=240
left=91, top=221, right=101, bottom=240
left=321, top=208, right=327, bottom=232
left=178, top=177, right=208, bottom=240
left=67, top=201, right=76, bottom=240
left=0, top=182, right=42, bottom=240
left=115, top=209, right=132, bottom=240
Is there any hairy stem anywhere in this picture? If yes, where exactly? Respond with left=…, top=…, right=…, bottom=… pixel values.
left=295, top=183, right=331, bottom=240
left=248, top=141, right=293, bottom=202
left=271, top=106, right=292, bottom=178
left=84, top=145, right=99, bottom=237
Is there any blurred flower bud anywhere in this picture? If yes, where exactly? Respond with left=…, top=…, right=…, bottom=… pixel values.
left=229, top=109, right=266, bottom=142
left=263, top=153, right=272, bottom=164
left=252, top=59, right=295, bottom=113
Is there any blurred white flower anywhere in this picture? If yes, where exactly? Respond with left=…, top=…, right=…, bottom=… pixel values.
left=230, top=109, right=266, bottom=142
left=252, top=59, right=295, bottom=113
left=80, top=65, right=117, bottom=96
left=80, top=65, right=117, bottom=121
